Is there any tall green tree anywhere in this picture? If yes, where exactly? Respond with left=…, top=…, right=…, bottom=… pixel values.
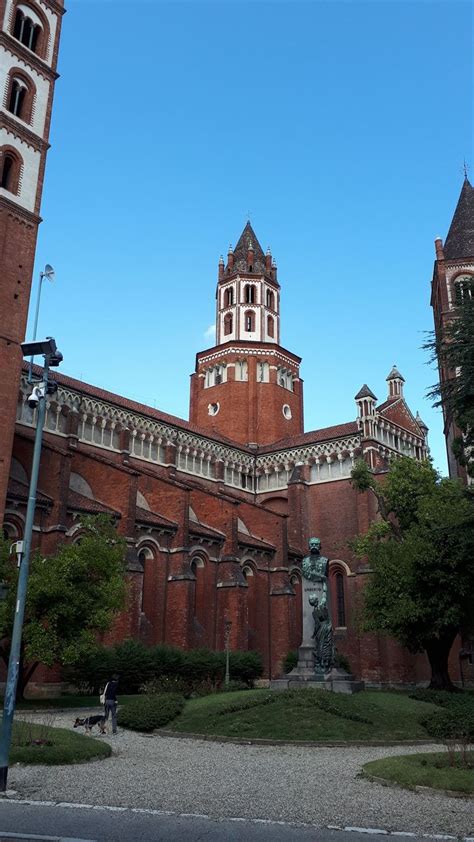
left=425, top=292, right=474, bottom=477
left=351, top=457, right=474, bottom=690
left=0, top=515, right=126, bottom=698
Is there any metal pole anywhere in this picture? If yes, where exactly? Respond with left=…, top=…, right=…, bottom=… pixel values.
left=0, top=357, right=49, bottom=791
left=224, top=618, right=232, bottom=688
left=28, top=272, right=44, bottom=383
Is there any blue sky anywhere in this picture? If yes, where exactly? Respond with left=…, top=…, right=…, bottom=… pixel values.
left=31, top=0, right=473, bottom=473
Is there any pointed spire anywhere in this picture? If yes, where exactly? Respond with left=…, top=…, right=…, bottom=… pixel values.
left=443, top=178, right=474, bottom=260
left=386, top=365, right=405, bottom=383
left=354, top=384, right=377, bottom=400
left=416, top=411, right=429, bottom=432
left=232, top=222, right=267, bottom=274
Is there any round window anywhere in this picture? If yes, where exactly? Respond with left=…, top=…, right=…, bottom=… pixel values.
left=282, top=404, right=292, bottom=420
left=208, top=402, right=220, bottom=416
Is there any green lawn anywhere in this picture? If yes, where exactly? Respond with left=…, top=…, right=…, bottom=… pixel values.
left=362, top=752, right=474, bottom=794
left=167, top=689, right=442, bottom=742
left=11, top=720, right=111, bottom=765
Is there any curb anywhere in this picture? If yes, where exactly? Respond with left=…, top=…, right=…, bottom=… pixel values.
left=361, top=771, right=474, bottom=800
left=156, top=729, right=438, bottom=748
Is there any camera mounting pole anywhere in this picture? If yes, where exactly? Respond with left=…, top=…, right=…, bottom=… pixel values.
left=0, top=338, right=62, bottom=792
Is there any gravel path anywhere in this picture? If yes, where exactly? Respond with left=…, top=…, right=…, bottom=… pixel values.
left=9, top=710, right=473, bottom=838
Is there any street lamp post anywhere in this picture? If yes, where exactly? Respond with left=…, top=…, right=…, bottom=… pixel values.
left=224, top=616, right=232, bottom=688
left=0, top=337, right=63, bottom=792
left=28, top=264, right=55, bottom=383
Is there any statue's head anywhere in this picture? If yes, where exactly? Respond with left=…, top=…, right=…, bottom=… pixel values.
left=309, top=537, right=321, bottom=553
left=308, top=593, right=318, bottom=607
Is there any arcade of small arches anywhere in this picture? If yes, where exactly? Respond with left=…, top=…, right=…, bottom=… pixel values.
left=10, top=2, right=50, bottom=59
left=220, top=282, right=279, bottom=311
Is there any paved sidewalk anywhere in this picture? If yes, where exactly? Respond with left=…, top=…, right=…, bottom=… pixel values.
left=9, top=710, right=473, bottom=838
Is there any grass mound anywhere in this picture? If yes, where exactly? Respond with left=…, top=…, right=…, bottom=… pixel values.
left=118, top=693, right=185, bottom=732
left=11, top=719, right=111, bottom=765
left=362, top=751, right=474, bottom=795
left=169, top=689, right=441, bottom=742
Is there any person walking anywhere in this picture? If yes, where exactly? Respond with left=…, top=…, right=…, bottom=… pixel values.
left=104, top=674, right=119, bottom=735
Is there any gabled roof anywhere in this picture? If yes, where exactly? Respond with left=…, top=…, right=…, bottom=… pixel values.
left=232, top=222, right=267, bottom=274
left=443, top=178, right=474, bottom=260
left=377, top=398, right=424, bottom=438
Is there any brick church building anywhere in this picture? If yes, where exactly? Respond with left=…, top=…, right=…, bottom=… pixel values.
left=0, top=0, right=468, bottom=692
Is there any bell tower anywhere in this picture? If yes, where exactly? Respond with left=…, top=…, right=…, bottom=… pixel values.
left=0, top=0, right=65, bottom=519
left=431, top=177, right=474, bottom=481
left=189, top=223, right=304, bottom=446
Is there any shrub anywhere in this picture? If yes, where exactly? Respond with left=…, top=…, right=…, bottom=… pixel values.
left=421, top=709, right=474, bottom=768
left=67, top=642, right=264, bottom=696
left=118, top=693, right=185, bottom=732
left=112, top=639, right=155, bottom=694
left=421, top=710, right=474, bottom=741
left=283, top=651, right=298, bottom=673
left=228, top=651, right=264, bottom=685
left=141, top=676, right=193, bottom=698
left=410, top=688, right=474, bottom=711
left=335, top=652, right=351, bottom=674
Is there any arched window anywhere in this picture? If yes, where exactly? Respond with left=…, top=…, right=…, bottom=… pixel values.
left=267, top=315, right=274, bottom=338
left=454, top=275, right=474, bottom=305
left=335, top=572, right=346, bottom=627
left=236, top=360, right=248, bottom=381
left=8, top=80, right=26, bottom=118
left=224, top=287, right=233, bottom=307
left=1, top=150, right=22, bottom=194
left=244, top=284, right=255, bottom=304
left=266, top=289, right=274, bottom=309
left=224, top=313, right=233, bottom=335
left=191, top=556, right=207, bottom=630
left=257, top=361, right=269, bottom=382
left=245, top=311, right=255, bottom=332
left=13, top=7, right=41, bottom=53
left=6, top=70, right=35, bottom=124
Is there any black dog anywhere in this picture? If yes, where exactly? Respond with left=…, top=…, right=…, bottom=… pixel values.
left=73, top=715, right=107, bottom=735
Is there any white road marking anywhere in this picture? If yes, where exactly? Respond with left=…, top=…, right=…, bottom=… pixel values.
left=2, top=797, right=471, bottom=840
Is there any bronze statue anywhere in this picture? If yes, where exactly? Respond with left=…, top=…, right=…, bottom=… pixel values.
left=302, top=538, right=335, bottom=674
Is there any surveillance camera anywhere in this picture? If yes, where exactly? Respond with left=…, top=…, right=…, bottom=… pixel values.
left=27, top=384, right=45, bottom=409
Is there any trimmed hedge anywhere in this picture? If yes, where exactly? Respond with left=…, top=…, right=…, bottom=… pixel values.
left=67, top=641, right=263, bottom=695
left=421, top=709, right=474, bottom=742
left=118, top=693, right=185, bottom=732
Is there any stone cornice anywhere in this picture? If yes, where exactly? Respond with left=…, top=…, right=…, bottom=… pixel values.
left=197, top=344, right=301, bottom=367
left=0, top=112, right=48, bottom=152
left=256, top=435, right=362, bottom=471
left=39, top=0, right=66, bottom=16
left=0, top=194, right=41, bottom=226
left=0, top=33, right=59, bottom=82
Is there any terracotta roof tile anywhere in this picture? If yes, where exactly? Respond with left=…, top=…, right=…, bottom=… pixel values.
left=258, top=422, right=359, bottom=454
left=237, top=531, right=275, bottom=551
left=135, top=507, right=177, bottom=530
left=67, top=490, right=120, bottom=517
left=7, top=478, right=51, bottom=505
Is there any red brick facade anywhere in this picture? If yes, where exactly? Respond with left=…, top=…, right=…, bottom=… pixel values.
left=1, top=9, right=470, bottom=692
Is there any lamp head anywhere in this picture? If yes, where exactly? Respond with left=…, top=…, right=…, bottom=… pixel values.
left=41, top=264, right=55, bottom=282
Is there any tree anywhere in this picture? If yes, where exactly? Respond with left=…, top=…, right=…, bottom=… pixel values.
left=425, top=292, right=474, bottom=477
left=351, top=457, right=474, bottom=690
left=0, top=515, right=126, bottom=699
